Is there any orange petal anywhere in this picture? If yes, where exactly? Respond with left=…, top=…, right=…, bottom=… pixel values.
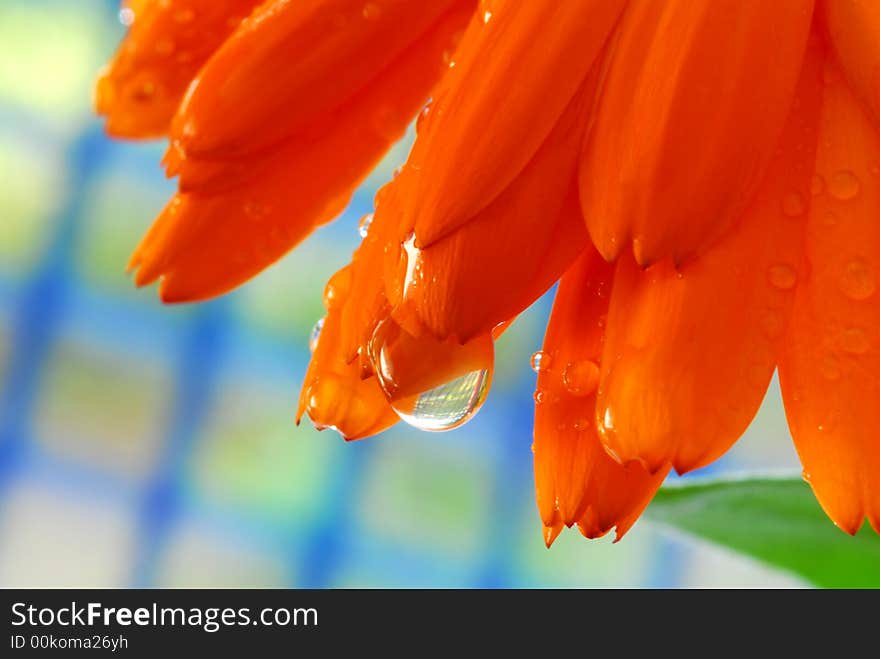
left=96, top=0, right=262, bottom=138
left=338, top=180, right=404, bottom=364
left=821, top=0, right=880, bottom=125
left=595, top=37, right=824, bottom=474
left=389, top=66, right=603, bottom=342
left=129, top=4, right=472, bottom=302
left=534, top=250, right=668, bottom=540
left=172, top=0, right=470, bottom=159
left=579, top=0, right=815, bottom=265
left=778, top=60, right=880, bottom=535
left=401, top=0, right=626, bottom=247
left=298, top=268, right=398, bottom=441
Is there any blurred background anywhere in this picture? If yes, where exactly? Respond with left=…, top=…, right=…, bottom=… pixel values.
left=0, top=0, right=808, bottom=587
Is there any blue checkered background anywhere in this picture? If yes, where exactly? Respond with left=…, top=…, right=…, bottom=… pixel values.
left=0, top=0, right=808, bottom=587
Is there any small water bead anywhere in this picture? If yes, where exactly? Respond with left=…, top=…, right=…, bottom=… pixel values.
left=562, top=360, right=600, bottom=396
left=362, top=2, right=381, bottom=19
left=119, top=7, right=135, bottom=26
left=483, top=10, right=493, bottom=23
left=416, top=104, right=431, bottom=134
left=810, top=175, right=825, bottom=196
left=767, top=264, right=797, bottom=290
left=323, top=267, right=351, bottom=311
left=782, top=191, right=806, bottom=217
left=842, top=327, right=870, bottom=355
left=132, top=81, right=157, bottom=102
left=828, top=170, right=860, bottom=201
left=760, top=309, right=785, bottom=339
left=530, top=351, right=551, bottom=373
left=819, top=354, right=841, bottom=381
left=174, top=8, right=195, bottom=23
left=357, top=213, right=373, bottom=239
left=533, top=389, right=545, bottom=404
left=573, top=418, right=591, bottom=432
left=155, top=38, right=175, bottom=56
left=839, top=258, right=876, bottom=300
left=309, top=317, right=325, bottom=353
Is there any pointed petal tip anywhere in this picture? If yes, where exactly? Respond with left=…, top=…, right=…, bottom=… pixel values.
left=543, top=522, right=564, bottom=548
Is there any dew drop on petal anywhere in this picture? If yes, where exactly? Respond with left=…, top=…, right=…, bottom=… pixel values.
left=362, top=2, right=381, bottom=19
left=828, top=170, right=860, bottom=201
left=819, top=354, right=841, bottom=381
left=530, top=350, right=550, bottom=373
left=562, top=360, right=600, bottom=396
left=357, top=213, right=373, bottom=239
left=782, top=192, right=806, bottom=217
left=767, top=264, right=797, bottom=290
left=119, top=7, right=135, bottom=26
left=842, top=327, right=870, bottom=355
left=839, top=258, right=876, bottom=300
left=309, top=317, right=325, bottom=353
left=174, top=8, right=195, bottom=23
left=392, top=367, right=492, bottom=432
left=533, top=389, right=545, bottom=404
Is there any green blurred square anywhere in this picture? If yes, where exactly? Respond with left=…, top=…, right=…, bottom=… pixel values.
left=0, top=133, right=65, bottom=275
left=356, top=436, right=492, bottom=561
left=34, top=338, right=172, bottom=481
left=75, top=164, right=169, bottom=297
left=189, top=381, right=339, bottom=527
left=0, top=2, right=118, bottom=131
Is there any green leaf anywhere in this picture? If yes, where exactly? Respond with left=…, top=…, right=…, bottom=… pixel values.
left=644, top=476, right=880, bottom=588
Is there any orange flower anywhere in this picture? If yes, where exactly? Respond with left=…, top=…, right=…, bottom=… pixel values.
left=100, top=1, right=880, bottom=541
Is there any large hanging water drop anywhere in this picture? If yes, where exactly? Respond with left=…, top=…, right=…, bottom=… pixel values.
left=370, top=318, right=494, bottom=432
left=391, top=369, right=491, bottom=432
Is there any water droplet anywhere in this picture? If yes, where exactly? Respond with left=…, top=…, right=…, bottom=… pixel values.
left=371, top=319, right=494, bottom=431
left=530, top=351, right=551, bottom=373
left=323, top=267, right=351, bottom=311
left=839, top=258, right=876, bottom=300
left=819, top=354, right=841, bottom=381
left=562, top=360, right=600, bottom=396
left=132, top=80, right=156, bottom=102
left=174, top=8, right=195, bottom=23
left=119, top=7, right=135, bottom=26
left=393, top=368, right=491, bottom=432
left=243, top=201, right=266, bottom=218
left=760, top=309, right=785, bottom=339
left=573, top=418, right=591, bottom=432
left=828, top=170, right=860, bottom=201
left=155, top=38, right=175, bottom=56
left=782, top=191, right=806, bottom=217
left=810, top=175, right=824, bottom=196
left=767, top=264, right=797, bottom=290
left=401, top=233, right=421, bottom=298
left=842, top=327, right=870, bottom=354
left=309, top=318, right=325, bottom=353
left=533, top=389, right=545, bottom=404
left=416, top=104, right=431, bottom=134
left=362, top=2, right=381, bottom=19
left=357, top=213, right=373, bottom=239
left=483, top=10, right=493, bottom=23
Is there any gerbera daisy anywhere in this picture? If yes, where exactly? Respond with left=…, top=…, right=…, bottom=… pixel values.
left=98, top=0, right=880, bottom=543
